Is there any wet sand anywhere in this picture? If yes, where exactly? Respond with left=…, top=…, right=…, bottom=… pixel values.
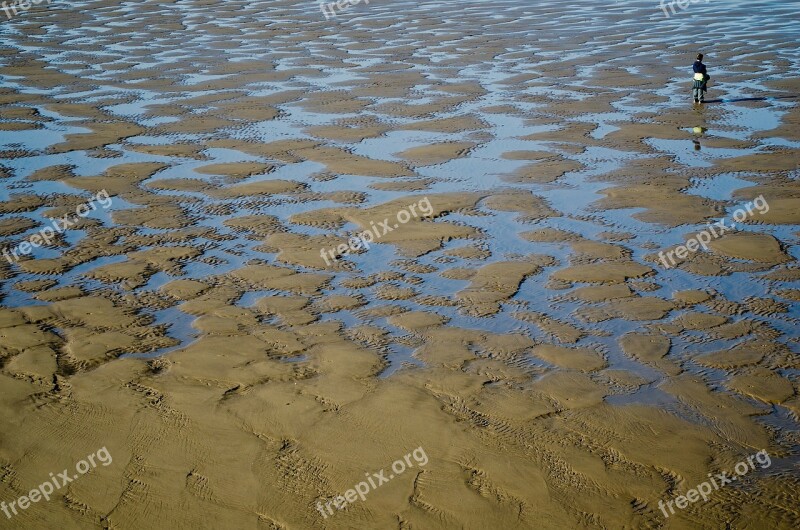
left=1, top=0, right=799, bottom=528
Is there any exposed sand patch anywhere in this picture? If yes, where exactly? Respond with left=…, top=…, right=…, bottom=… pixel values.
left=530, top=344, right=607, bottom=371
left=398, top=115, right=489, bottom=133
left=113, top=204, right=193, bottom=230
left=145, top=178, right=215, bottom=192
left=457, top=261, right=545, bottom=316
left=368, top=178, right=434, bottom=192
left=229, top=263, right=329, bottom=294
left=708, top=232, right=792, bottom=264
left=49, top=121, right=146, bottom=154
left=67, top=162, right=168, bottom=197
left=597, top=183, right=721, bottom=226
left=619, top=332, right=677, bottom=375
left=727, top=368, right=795, bottom=404
left=514, top=311, right=587, bottom=343
left=290, top=193, right=482, bottom=257
left=306, top=117, right=390, bottom=142
left=0, top=216, right=38, bottom=236
left=715, top=151, right=798, bottom=172
left=126, top=143, right=210, bottom=159
left=552, top=261, right=653, bottom=284
left=567, top=284, right=634, bottom=302
left=672, top=311, right=728, bottom=331
left=395, top=141, right=476, bottom=166
left=388, top=311, right=448, bottom=331
left=444, top=245, right=491, bottom=260
left=208, top=179, right=306, bottom=198
left=695, top=339, right=786, bottom=369
left=483, top=190, right=559, bottom=220
left=194, top=162, right=274, bottom=180
left=505, top=157, right=585, bottom=184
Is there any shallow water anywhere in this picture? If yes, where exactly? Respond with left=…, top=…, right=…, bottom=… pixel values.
left=1, top=0, right=797, bottom=374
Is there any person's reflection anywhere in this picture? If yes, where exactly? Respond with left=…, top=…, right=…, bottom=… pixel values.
left=692, top=126, right=707, bottom=151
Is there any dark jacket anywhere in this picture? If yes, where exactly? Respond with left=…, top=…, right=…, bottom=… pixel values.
left=693, top=60, right=707, bottom=75
left=693, top=60, right=710, bottom=90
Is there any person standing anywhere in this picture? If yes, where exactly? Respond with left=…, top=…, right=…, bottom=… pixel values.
left=692, top=53, right=710, bottom=103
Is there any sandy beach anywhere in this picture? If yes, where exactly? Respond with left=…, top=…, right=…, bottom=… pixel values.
left=1, top=0, right=799, bottom=528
